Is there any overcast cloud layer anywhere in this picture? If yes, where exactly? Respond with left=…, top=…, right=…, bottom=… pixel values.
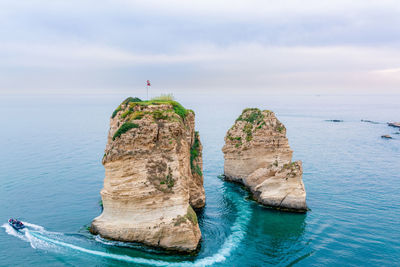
left=1, top=0, right=400, bottom=94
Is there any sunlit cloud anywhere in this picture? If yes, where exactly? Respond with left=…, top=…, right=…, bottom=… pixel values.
left=372, top=68, right=400, bottom=74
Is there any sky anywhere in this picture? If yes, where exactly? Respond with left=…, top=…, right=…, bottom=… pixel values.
left=1, top=0, right=400, bottom=95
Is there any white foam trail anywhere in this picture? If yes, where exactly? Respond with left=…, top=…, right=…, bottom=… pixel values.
left=94, top=235, right=136, bottom=248
left=22, top=221, right=45, bottom=231
left=1, top=223, right=57, bottom=250
left=1, top=223, right=27, bottom=241
left=3, top=191, right=252, bottom=266
left=25, top=230, right=58, bottom=250
left=94, top=235, right=115, bottom=245
left=30, top=232, right=171, bottom=266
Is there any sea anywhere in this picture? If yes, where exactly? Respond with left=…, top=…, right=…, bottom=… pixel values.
left=0, top=92, right=399, bottom=266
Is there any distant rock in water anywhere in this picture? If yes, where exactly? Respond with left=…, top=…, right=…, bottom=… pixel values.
left=325, top=119, right=343, bottom=122
left=222, top=108, right=307, bottom=212
left=361, top=119, right=381, bottom=124
left=91, top=97, right=205, bottom=252
left=381, top=135, right=393, bottom=139
left=387, top=122, right=400, bottom=128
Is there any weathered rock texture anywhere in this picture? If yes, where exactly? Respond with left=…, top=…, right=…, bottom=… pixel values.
left=222, top=108, right=307, bottom=212
left=91, top=97, right=205, bottom=251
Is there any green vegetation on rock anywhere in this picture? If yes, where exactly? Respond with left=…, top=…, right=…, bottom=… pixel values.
left=130, top=111, right=144, bottom=120
left=111, top=97, right=142, bottom=118
left=235, top=108, right=268, bottom=142
left=120, top=109, right=132, bottom=119
left=227, top=134, right=242, bottom=147
left=111, top=96, right=193, bottom=142
left=243, top=123, right=253, bottom=142
left=152, top=110, right=169, bottom=121
left=113, top=122, right=139, bottom=140
left=186, top=206, right=198, bottom=225
left=151, top=93, right=175, bottom=101
left=114, top=96, right=189, bottom=120
left=159, top=167, right=174, bottom=188
left=190, top=132, right=202, bottom=176
left=173, top=206, right=198, bottom=226
left=283, top=162, right=298, bottom=170
left=257, top=121, right=266, bottom=129
left=228, top=136, right=241, bottom=141
left=283, top=162, right=299, bottom=178
left=123, top=97, right=142, bottom=104
left=276, top=125, right=285, bottom=133
left=174, top=216, right=187, bottom=226
left=112, top=106, right=122, bottom=118
left=235, top=142, right=242, bottom=148
left=193, top=165, right=202, bottom=177
left=236, top=108, right=264, bottom=124
left=171, top=101, right=188, bottom=119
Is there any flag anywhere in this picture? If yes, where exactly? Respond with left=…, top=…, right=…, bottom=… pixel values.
left=146, top=80, right=151, bottom=86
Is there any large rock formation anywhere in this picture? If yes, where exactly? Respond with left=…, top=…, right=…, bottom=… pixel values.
left=222, top=108, right=307, bottom=212
left=91, top=97, right=205, bottom=251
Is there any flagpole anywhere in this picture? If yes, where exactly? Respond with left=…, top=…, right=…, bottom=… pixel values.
left=146, top=80, right=151, bottom=100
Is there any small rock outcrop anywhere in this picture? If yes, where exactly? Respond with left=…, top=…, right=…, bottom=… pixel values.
left=325, top=119, right=343, bottom=122
left=388, top=122, right=400, bottom=128
left=222, top=108, right=307, bottom=212
left=91, top=97, right=205, bottom=252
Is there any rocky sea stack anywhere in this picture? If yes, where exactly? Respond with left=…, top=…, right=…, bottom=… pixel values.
left=222, top=108, right=307, bottom=212
left=91, top=97, right=205, bottom=252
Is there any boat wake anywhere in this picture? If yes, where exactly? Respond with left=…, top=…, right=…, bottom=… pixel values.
left=1, top=222, right=59, bottom=251
left=2, top=190, right=252, bottom=266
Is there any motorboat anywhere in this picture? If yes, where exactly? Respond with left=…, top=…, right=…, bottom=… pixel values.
left=8, top=218, right=25, bottom=230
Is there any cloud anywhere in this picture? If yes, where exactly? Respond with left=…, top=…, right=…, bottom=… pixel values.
left=1, top=41, right=399, bottom=93
left=372, top=68, right=400, bottom=74
left=0, top=0, right=399, bottom=94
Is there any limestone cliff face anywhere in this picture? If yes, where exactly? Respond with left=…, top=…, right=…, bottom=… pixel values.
left=222, top=108, right=307, bottom=212
left=91, top=97, right=205, bottom=251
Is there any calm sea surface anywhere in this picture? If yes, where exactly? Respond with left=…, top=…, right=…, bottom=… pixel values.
left=0, top=93, right=399, bottom=266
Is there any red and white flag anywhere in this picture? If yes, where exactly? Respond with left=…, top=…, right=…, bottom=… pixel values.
left=146, top=80, right=151, bottom=86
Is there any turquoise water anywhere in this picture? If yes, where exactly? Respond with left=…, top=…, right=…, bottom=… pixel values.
left=0, top=93, right=399, bottom=266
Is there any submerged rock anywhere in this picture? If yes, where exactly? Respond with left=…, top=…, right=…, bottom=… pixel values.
left=361, top=119, right=380, bottom=124
left=325, top=119, right=343, bottom=122
left=388, top=122, right=400, bottom=128
left=222, top=108, right=307, bottom=212
left=91, top=97, right=205, bottom=252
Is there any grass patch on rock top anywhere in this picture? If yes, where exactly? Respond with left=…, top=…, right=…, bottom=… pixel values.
left=111, top=97, right=142, bottom=118
left=138, top=100, right=190, bottom=119
left=151, top=93, right=175, bottom=101
left=236, top=108, right=264, bottom=125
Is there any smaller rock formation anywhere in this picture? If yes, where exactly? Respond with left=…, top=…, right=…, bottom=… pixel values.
left=222, top=108, right=307, bottom=212
left=381, top=135, right=392, bottom=139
